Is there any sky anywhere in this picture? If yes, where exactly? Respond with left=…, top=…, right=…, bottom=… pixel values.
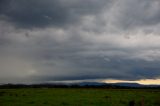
left=0, top=0, right=160, bottom=84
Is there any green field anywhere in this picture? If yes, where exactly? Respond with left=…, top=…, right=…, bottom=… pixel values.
left=0, top=88, right=159, bottom=106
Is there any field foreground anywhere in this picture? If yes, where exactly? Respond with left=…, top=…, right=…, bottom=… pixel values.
left=0, top=88, right=160, bottom=106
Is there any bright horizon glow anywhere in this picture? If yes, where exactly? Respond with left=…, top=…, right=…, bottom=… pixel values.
left=46, top=78, right=160, bottom=85
left=103, top=79, right=160, bottom=85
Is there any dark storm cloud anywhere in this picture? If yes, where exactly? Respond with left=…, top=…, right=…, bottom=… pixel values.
left=0, top=0, right=110, bottom=28
left=30, top=56, right=160, bottom=82
left=0, top=0, right=160, bottom=83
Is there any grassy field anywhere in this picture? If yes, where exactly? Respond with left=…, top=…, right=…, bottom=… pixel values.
left=0, top=88, right=159, bottom=106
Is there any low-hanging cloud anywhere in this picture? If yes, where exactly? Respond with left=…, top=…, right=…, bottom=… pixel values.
left=0, top=0, right=160, bottom=83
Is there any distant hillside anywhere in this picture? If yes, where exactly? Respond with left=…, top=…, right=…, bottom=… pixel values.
left=75, top=82, right=107, bottom=86
left=76, top=82, right=160, bottom=88
left=109, top=82, right=160, bottom=88
left=110, top=83, right=142, bottom=87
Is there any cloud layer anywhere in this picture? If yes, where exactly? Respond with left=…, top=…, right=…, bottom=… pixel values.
left=0, top=0, right=160, bottom=83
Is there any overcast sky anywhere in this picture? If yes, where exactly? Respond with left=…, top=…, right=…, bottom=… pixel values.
left=0, top=0, right=160, bottom=84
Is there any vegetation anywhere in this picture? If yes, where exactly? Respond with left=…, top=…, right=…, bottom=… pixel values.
left=0, top=88, right=159, bottom=106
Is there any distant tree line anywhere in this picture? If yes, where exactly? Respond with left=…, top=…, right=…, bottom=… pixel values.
left=0, top=83, right=160, bottom=89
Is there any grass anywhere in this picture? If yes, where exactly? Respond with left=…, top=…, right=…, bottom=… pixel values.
left=0, top=88, right=159, bottom=106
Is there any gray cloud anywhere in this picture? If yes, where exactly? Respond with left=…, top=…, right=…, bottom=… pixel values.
left=0, top=0, right=110, bottom=28
left=0, top=0, right=160, bottom=83
left=106, top=0, right=160, bottom=30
